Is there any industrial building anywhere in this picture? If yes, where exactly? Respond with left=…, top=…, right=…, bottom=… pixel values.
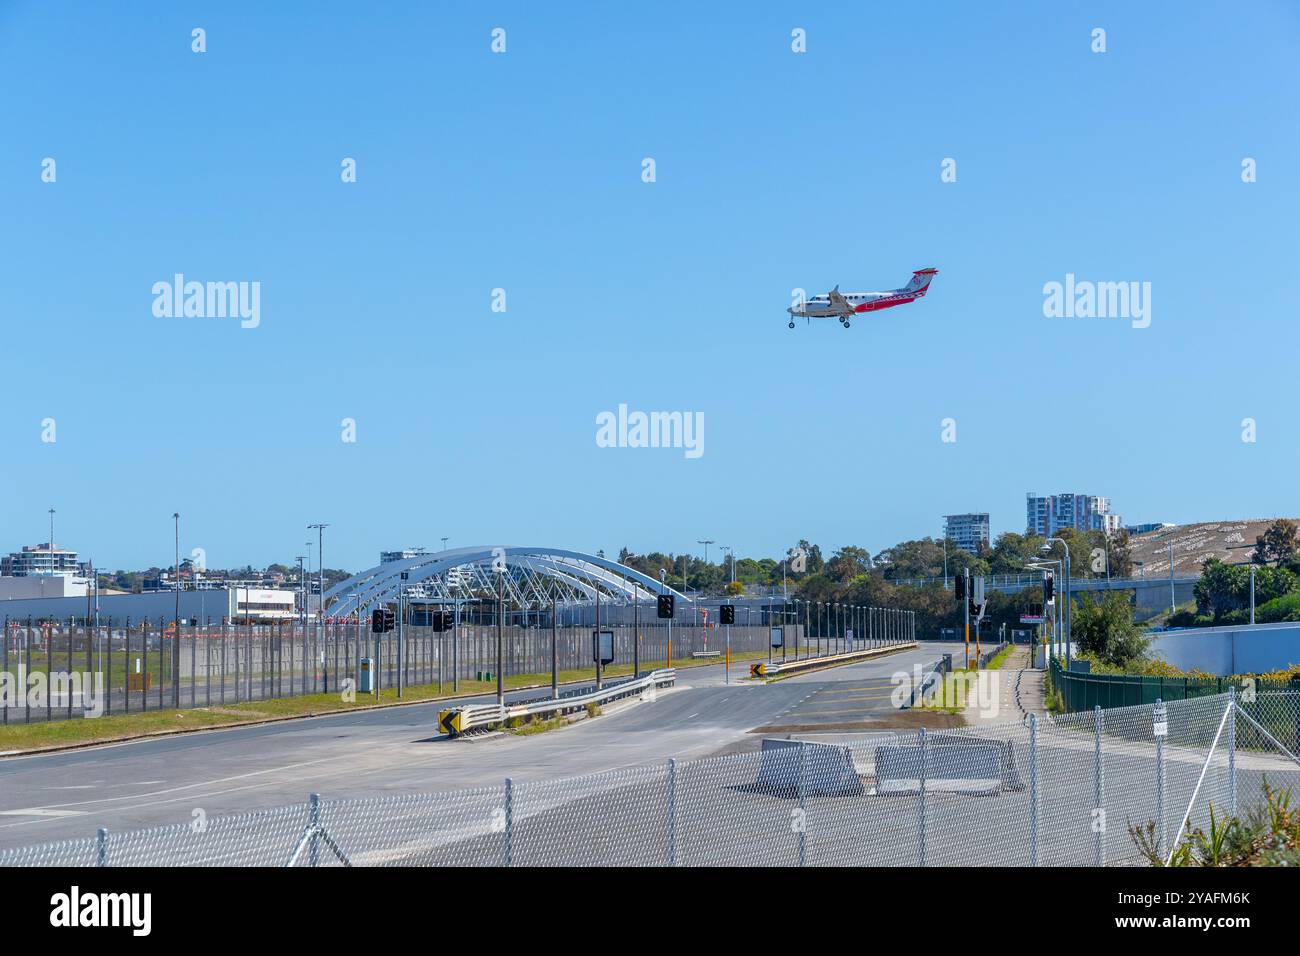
left=0, top=587, right=297, bottom=624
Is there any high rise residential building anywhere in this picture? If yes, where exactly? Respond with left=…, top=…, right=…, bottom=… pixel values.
left=1, top=543, right=80, bottom=577
left=1025, top=493, right=1121, bottom=536
left=943, top=513, right=990, bottom=554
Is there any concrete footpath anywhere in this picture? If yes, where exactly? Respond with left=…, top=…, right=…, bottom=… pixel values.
left=961, top=645, right=1046, bottom=725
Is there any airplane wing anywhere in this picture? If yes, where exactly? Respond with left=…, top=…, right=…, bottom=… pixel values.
left=826, top=286, right=856, bottom=318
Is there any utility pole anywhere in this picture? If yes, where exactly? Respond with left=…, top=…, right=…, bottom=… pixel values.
left=632, top=581, right=640, bottom=679
left=495, top=566, right=505, bottom=706
left=1250, top=565, right=1257, bottom=625
left=1168, top=539, right=1175, bottom=615
left=550, top=594, right=558, bottom=699
left=594, top=586, right=602, bottom=690
left=309, top=524, right=329, bottom=692
left=173, top=512, right=181, bottom=706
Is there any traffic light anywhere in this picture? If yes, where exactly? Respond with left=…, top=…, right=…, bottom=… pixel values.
left=371, top=608, right=395, bottom=633
left=719, top=604, right=735, bottom=625
left=431, top=610, right=453, bottom=632
left=954, top=573, right=966, bottom=603
left=657, top=593, right=675, bottom=618
left=1044, top=572, right=1054, bottom=602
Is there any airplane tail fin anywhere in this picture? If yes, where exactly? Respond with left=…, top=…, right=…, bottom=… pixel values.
left=903, top=268, right=939, bottom=294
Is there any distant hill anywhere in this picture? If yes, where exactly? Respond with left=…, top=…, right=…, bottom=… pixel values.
left=1128, top=519, right=1291, bottom=577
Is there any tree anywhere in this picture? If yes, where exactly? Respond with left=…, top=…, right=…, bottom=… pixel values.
left=826, top=546, right=872, bottom=582
left=1253, top=519, right=1299, bottom=566
left=1194, top=559, right=1248, bottom=621
left=1071, top=591, right=1149, bottom=667
left=1108, top=528, right=1134, bottom=578
left=986, top=532, right=1045, bottom=575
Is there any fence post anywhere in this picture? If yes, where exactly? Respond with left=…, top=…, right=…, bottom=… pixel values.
left=1029, top=713, right=1038, bottom=867
left=96, top=827, right=108, bottom=867
left=666, top=758, right=677, bottom=867
left=308, top=792, right=321, bottom=867
left=1093, top=705, right=1105, bottom=866
left=797, top=741, right=807, bottom=867
left=917, top=727, right=927, bottom=867
left=503, top=777, right=514, bottom=867
left=1227, top=685, right=1237, bottom=817
left=1156, top=698, right=1166, bottom=860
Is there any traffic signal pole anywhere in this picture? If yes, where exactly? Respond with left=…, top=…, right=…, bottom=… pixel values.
left=963, top=568, right=970, bottom=669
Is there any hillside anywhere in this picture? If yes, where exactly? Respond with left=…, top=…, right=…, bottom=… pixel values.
left=1127, top=519, right=1292, bottom=577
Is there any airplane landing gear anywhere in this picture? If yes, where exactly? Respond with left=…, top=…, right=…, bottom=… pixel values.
left=843, top=319, right=851, bottom=328
left=788, top=320, right=795, bottom=329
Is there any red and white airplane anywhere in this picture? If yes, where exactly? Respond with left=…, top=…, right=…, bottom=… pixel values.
left=788, top=268, right=938, bottom=328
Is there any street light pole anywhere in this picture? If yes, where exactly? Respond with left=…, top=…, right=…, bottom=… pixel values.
left=172, top=512, right=181, bottom=706
left=1250, top=565, right=1257, bottom=625
left=496, top=566, right=505, bottom=706
left=309, top=524, right=329, bottom=692
left=1168, top=540, right=1175, bottom=615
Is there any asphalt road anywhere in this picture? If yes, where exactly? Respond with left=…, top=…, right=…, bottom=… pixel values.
left=0, top=642, right=962, bottom=850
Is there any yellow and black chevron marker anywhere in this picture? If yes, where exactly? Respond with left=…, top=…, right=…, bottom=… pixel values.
left=439, top=709, right=463, bottom=736
left=750, top=663, right=766, bottom=678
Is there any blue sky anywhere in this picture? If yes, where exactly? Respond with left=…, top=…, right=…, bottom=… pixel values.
left=1, top=1, right=1298, bottom=572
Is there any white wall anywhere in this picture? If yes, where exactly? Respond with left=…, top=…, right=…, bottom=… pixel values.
left=1149, top=622, right=1300, bottom=676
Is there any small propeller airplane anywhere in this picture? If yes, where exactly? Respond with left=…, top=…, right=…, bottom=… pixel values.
left=788, top=268, right=938, bottom=328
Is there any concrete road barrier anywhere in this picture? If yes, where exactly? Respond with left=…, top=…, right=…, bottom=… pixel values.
left=754, top=738, right=864, bottom=797
left=874, top=743, right=1003, bottom=795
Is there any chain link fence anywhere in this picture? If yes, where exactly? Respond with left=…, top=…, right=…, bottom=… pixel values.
left=0, top=612, right=921, bottom=724
left=5, top=690, right=1298, bottom=866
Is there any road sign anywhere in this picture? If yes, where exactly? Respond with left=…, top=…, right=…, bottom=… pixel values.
left=1020, top=614, right=1045, bottom=624
left=750, top=663, right=766, bottom=678
left=845, top=628, right=854, bottom=642
left=769, top=627, right=783, bottom=648
left=439, top=709, right=463, bottom=736
left=1153, top=701, right=1168, bottom=738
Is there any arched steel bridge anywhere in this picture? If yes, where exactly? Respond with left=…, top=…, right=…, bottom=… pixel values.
left=322, top=546, right=691, bottom=619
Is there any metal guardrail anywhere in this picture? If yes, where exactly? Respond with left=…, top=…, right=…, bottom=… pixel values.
left=747, top=642, right=917, bottom=679
left=439, top=668, right=677, bottom=736
left=905, top=655, right=950, bottom=709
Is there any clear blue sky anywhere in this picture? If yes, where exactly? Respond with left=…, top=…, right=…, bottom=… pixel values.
left=2, top=1, right=1298, bottom=572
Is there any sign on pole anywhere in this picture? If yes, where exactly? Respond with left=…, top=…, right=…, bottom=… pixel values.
left=1153, top=700, right=1168, bottom=738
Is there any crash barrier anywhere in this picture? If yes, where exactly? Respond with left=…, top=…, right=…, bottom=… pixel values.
left=438, top=668, right=676, bottom=736
left=753, top=739, right=864, bottom=797
left=875, top=742, right=1004, bottom=795
left=905, top=654, right=951, bottom=709
left=9, top=692, right=1300, bottom=867
left=748, top=642, right=918, bottom=679
left=923, top=732, right=1026, bottom=791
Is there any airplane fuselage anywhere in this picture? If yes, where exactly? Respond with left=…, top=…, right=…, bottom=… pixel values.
left=788, top=290, right=918, bottom=317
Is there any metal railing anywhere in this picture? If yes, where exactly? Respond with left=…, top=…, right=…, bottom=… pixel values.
left=8, top=691, right=1298, bottom=867
left=749, top=642, right=917, bottom=679
left=1049, top=658, right=1296, bottom=712
left=441, top=668, right=677, bottom=736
